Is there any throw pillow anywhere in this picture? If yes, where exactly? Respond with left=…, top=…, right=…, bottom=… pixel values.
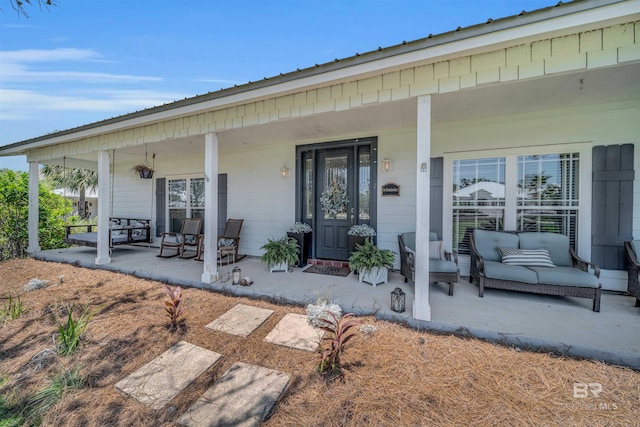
left=429, top=240, right=444, bottom=260
left=499, top=248, right=555, bottom=267
left=218, top=238, right=235, bottom=247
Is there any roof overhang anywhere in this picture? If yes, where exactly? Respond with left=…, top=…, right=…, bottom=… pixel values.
left=1, top=0, right=638, bottom=156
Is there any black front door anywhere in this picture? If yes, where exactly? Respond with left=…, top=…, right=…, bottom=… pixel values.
left=315, top=149, right=355, bottom=259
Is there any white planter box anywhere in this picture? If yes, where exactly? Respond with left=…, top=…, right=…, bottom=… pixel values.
left=358, top=267, right=388, bottom=287
left=269, top=261, right=289, bottom=273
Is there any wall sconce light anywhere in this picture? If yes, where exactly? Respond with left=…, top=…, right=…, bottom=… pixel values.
left=420, top=162, right=428, bottom=173
left=281, top=166, right=289, bottom=178
left=382, top=158, right=391, bottom=172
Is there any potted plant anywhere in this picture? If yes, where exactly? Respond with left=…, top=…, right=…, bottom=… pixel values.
left=132, top=164, right=154, bottom=179
left=348, top=224, right=376, bottom=253
left=287, top=222, right=312, bottom=267
left=348, top=239, right=395, bottom=286
left=260, top=236, right=300, bottom=272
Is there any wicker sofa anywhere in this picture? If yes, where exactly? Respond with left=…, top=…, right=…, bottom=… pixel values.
left=469, top=229, right=601, bottom=312
left=623, top=241, right=640, bottom=307
left=398, top=232, right=459, bottom=296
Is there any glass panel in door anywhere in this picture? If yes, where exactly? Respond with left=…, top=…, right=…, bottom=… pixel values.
left=316, top=150, right=353, bottom=260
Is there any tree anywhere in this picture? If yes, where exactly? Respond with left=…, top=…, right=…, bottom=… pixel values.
left=5, top=0, right=54, bottom=17
left=41, top=165, right=98, bottom=219
left=0, top=169, right=70, bottom=260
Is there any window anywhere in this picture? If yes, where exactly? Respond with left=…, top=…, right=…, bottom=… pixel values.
left=450, top=152, right=581, bottom=254
left=167, top=176, right=205, bottom=233
left=452, top=157, right=505, bottom=254
left=516, top=153, right=579, bottom=248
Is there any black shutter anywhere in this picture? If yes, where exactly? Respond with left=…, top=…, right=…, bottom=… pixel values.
left=591, top=144, right=634, bottom=270
left=218, top=173, right=228, bottom=236
left=155, top=177, right=166, bottom=237
left=430, top=157, right=444, bottom=239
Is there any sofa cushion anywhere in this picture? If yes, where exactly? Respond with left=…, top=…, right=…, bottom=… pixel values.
left=402, top=232, right=415, bottom=252
left=473, top=229, right=520, bottom=262
left=483, top=260, right=538, bottom=284
left=499, top=248, right=555, bottom=268
left=529, top=266, right=600, bottom=288
left=429, top=259, right=458, bottom=274
left=429, top=240, right=444, bottom=260
left=518, top=232, right=572, bottom=267
left=631, top=240, right=640, bottom=259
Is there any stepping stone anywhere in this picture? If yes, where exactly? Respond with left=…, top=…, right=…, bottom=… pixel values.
left=263, top=313, right=323, bottom=352
left=115, top=341, right=221, bottom=410
left=206, top=304, right=274, bottom=338
left=178, top=362, right=290, bottom=427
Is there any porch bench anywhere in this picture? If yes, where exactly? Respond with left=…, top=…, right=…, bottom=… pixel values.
left=469, top=229, right=602, bottom=312
left=64, top=218, right=151, bottom=248
left=398, top=232, right=459, bottom=296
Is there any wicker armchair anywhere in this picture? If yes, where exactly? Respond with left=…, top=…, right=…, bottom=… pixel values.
left=398, top=232, right=459, bottom=296
left=623, top=241, right=640, bottom=307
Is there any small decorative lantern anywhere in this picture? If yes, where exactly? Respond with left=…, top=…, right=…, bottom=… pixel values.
left=232, top=266, right=241, bottom=286
left=391, top=287, right=406, bottom=313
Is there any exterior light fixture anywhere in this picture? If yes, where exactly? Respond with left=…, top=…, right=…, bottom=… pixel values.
left=281, top=166, right=289, bottom=178
left=391, top=287, right=406, bottom=313
left=420, top=162, right=428, bottom=173
left=382, top=158, right=391, bottom=172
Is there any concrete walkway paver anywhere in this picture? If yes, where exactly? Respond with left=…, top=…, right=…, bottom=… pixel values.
left=115, top=341, right=222, bottom=410
left=264, top=313, right=323, bottom=352
left=177, top=362, right=290, bottom=427
left=206, top=304, right=274, bottom=337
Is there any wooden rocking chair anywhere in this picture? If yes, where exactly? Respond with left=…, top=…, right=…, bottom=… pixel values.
left=196, top=218, right=244, bottom=262
left=157, top=218, right=203, bottom=259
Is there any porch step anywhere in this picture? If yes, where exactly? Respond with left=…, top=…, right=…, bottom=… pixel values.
left=307, top=258, right=350, bottom=268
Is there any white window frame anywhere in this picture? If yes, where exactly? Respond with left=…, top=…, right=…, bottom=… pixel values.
left=443, top=142, right=592, bottom=260
left=166, top=173, right=205, bottom=233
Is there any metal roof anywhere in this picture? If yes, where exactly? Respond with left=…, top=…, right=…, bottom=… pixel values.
left=0, top=0, right=628, bottom=153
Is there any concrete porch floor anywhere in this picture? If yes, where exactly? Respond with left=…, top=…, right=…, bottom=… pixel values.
left=35, top=245, right=640, bottom=369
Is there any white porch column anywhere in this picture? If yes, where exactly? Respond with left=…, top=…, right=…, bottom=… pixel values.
left=27, top=161, right=41, bottom=254
left=95, top=150, right=111, bottom=265
left=414, top=95, right=432, bottom=321
left=202, top=132, right=219, bottom=283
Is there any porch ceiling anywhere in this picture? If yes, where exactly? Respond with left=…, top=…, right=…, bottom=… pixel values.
left=61, top=62, right=639, bottom=164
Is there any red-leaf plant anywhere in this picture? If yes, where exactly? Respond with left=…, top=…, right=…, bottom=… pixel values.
left=164, top=285, right=185, bottom=331
left=316, top=311, right=361, bottom=377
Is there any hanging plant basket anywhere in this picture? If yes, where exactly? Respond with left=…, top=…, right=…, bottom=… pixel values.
left=133, top=165, right=154, bottom=179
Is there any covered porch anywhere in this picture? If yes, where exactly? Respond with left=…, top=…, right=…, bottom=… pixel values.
left=35, top=245, right=640, bottom=369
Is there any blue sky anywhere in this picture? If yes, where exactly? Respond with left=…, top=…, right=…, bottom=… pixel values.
left=0, top=0, right=556, bottom=171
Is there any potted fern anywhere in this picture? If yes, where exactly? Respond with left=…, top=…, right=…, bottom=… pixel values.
left=260, top=236, right=300, bottom=272
left=348, top=239, right=395, bottom=286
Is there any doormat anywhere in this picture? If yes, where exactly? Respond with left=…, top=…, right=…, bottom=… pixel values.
left=303, top=265, right=351, bottom=277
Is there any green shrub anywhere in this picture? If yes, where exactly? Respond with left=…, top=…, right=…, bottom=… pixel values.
left=0, top=170, right=70, bottom=260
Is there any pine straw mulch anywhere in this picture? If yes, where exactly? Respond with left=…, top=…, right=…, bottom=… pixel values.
left=0, top=258, right=638, bottom=427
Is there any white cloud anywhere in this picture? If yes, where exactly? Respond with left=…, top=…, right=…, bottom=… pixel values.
left=0, top=47, right=100, bottom=63
left=0, top=48, right=161, bottom=84
left=0, top=88, right=185, bottom=114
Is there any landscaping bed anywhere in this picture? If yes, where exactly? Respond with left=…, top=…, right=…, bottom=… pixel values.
left=1, top=258, right=638, bottom=426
